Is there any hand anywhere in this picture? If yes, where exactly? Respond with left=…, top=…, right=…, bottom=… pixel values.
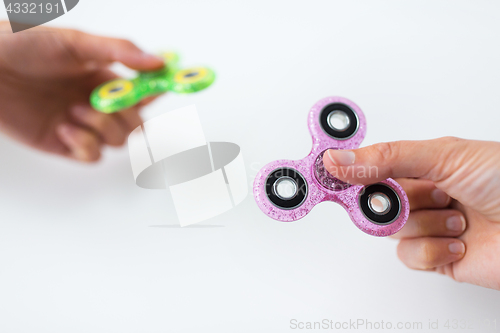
left=0, top=22, right=164, bottom=162
left=323, top=137, right=500, bottom=290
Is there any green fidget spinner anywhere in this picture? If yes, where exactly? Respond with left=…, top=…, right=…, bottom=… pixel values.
left=90, top=52, right=216, bottom=114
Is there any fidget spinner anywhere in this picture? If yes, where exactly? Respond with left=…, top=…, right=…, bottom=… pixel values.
left=253, top=97, right=409, bottom=237
left=90, top=52, right=215, bottom=114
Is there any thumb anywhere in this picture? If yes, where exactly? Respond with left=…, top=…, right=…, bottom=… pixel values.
left=66, top=30, right=165, bottom=71
left=323, top=137, right=477, bottom=186
left=323, top=137, right=500, bottom=220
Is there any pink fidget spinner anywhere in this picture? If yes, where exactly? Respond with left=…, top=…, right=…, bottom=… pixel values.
left=253, top=96, right=409, bottom=237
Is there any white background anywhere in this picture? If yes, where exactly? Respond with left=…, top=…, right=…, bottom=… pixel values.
left=1, top=1, right=500, bottom=332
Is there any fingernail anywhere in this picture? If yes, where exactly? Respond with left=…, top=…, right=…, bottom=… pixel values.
left=432, top=188, right=450, bottom=205
left=327, top=149, right=355, bottom=166
left=446, top=215, right=466, bottom=232
left=448, top=242, right=465, bottom=254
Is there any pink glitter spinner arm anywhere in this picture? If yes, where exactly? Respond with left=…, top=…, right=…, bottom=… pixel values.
left=253, top=96, right=409, bottom=237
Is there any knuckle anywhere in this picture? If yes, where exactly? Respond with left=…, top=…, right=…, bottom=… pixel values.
left=413, top=213, right=432, bottom=236
left=118, top=39, right=137, bottom=50
left=438, top=136, right=462, bottom=145
left=425, top=137, right=465, bottom=181
left=418, top=240, right=438, bottom=268
left=414, top=216, right=425, bottom=236
left=63, top=28, right=82, bottom=43
left=372, top=142, right=400, bottom=163
left=63, top=30, right=77, bottom=44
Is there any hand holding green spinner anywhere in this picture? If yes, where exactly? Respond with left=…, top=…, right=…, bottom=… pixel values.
left=90, top=52, right=215, bottom=114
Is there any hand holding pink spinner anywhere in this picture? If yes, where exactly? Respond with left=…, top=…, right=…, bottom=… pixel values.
left=253, top=97, right=409, bottom=237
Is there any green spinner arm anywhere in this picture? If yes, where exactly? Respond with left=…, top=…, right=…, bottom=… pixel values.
left=90, top=52, right=215, bottom=114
